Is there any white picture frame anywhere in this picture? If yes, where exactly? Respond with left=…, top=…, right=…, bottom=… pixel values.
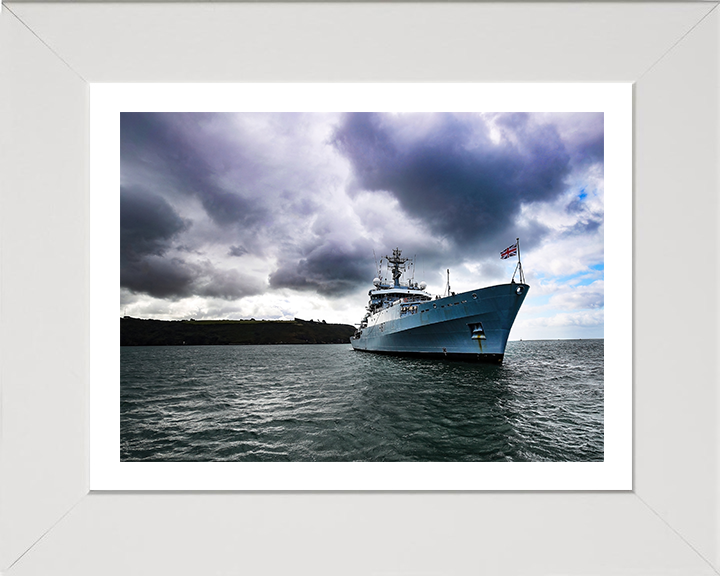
left=1, top=2, right=718, bottom=574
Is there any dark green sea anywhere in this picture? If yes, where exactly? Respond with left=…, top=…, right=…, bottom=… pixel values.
left=121, top=340, right=603, bottom=462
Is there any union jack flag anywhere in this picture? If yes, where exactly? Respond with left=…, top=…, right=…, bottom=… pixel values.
left=500, top=243, right=518, bottom=259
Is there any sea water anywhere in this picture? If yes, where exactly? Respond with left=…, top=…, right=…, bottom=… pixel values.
left=121, top=340, right=603, bottom=462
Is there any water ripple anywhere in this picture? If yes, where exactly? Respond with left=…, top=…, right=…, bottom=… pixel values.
left=121, top=340, right=604, bottom=462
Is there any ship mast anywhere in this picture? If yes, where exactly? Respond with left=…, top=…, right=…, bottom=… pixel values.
left=385, top=247, right=409, bottom=288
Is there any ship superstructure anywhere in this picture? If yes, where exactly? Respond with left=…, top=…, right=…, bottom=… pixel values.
left=350, top=247, right=528, bottom=363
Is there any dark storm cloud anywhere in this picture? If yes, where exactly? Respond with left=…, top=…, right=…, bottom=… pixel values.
left=269, top=242, right=376, bottom=296
left=120, top=187, right=195, bottom=298
left=332, top=113, right=599, bottom=258
left=121, top=187, right=190, bottom=264
left=565, top=218, right=602, bottom=236
left=228, top=245, right=248, bottom=257
left=122, top=256, right=198, bottom=299
left=121, top=187, right=261, bottom=300
left=121, top=113, right=265, bottom=228
left=122, top=255, right=261, bottom=301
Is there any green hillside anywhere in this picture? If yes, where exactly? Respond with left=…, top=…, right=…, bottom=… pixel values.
left=121, top=317, right=355, bottom=346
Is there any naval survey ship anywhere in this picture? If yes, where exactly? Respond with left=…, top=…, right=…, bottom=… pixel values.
left=350, top=246, right=528, bottom=363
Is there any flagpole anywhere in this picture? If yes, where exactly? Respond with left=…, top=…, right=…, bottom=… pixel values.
left=516, top=237, right=525, bottom=284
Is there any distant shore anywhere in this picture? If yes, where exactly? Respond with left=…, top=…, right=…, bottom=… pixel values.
left=121, top=317, right=355, bottom=346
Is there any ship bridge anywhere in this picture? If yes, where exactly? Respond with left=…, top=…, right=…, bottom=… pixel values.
left=369, top=287, right=431, bottom=298
left=368, top=286, right=432, bottom=312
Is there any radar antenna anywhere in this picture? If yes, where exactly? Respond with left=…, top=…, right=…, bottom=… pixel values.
left=385, top=247, right=409, bottom=288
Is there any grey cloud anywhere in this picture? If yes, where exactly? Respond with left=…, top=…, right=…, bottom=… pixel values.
left=121, top=113, right=265, bottom=229
left=279, top=190, right=320, bottom=218
left=193, top=262, right=262, bottom=300
left=121, top=186, right=261, bottom=300
left=566, top=218, right=602, bottom=236
left=121, top=187, right=190, bottom=264
left=269, top=242, right=376, bottom=296
left=122, top=254, right=262, bottom=301
left=564, top=190, right=603, bottom=236
left=573, top=129, right=604, bottom=167
left=122, top=255, right=197, bottom=299
left=559, top=113, right=604, bottom=168
left=176, top=244, right=203, bottom=254
left=550, top=289, right=604, bottom=310
left=120, top=186, right=195, bottom=299
left=565, top=195, right=586, bottom=214
left=228, top=245, right=248, bottom=257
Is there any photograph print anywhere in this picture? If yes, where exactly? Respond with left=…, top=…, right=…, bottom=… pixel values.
left=120, top=111, right=604, bottom=463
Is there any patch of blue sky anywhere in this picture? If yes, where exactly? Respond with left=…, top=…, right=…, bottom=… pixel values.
left=525, top=293, right=552, bottom=308
left=562, top=264, right=605, bottom=287
left=533, top=267, right=604, bottom=289
left=577, top=187, right=588, bottom=201
left=570, top=273, right=603, bottom=287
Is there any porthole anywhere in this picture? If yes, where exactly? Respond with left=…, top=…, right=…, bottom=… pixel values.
left=516, top=286, right=524, bottom=295
left=472, top=293, right=477, bottom=299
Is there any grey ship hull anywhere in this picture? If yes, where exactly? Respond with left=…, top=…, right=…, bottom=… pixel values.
left=350, top=283, right=528, bottom=363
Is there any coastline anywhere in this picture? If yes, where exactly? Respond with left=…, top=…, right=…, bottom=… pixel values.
left=121, top=317, right=355, bottom=346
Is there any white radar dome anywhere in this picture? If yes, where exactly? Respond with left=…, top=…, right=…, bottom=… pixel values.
left=373, top=278, right=381, bottom=286
left=419, top=282, right=427, bottom=290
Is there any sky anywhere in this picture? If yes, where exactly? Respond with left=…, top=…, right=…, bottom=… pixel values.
left=120, top=112, right=604, bottom=340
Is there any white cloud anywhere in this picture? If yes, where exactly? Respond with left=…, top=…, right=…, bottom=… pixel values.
left=523, top=309, right=604, bottom=328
